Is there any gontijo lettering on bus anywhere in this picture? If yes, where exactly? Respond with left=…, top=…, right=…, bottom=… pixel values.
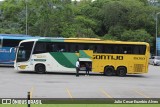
left=93, top=55, right=123, bottom=60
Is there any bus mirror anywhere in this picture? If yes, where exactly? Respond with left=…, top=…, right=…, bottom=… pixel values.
left=10, top=47, right=14, bottom=53
left=14, top=46, right=23, bottom=53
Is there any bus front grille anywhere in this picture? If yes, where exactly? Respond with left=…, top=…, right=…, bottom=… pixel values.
left=134, top=64, right=143, bottom=72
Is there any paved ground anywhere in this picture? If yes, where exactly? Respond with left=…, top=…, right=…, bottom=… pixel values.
left=0, top=65, right=160, bottom=98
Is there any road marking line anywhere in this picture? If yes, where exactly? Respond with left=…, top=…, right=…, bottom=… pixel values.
left=100, top=88, right=113, bottom=98
left=66, top=88, right=73, bottom=98
left=30, top=87, right=35, bottom=98
left=133, top=90, right=150, bottom=98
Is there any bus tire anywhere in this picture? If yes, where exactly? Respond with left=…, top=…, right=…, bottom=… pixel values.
left=117, top=67, right=127, bottom=77
left=104, top=66, right=114, bottom=76
left=35, top=64, right=46, bottom=74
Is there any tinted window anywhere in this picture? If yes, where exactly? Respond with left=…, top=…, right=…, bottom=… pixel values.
left=133, top=45, right=146, bottom=55
left=68, top=44, right=79, bottom=52
left=33, top=42, right=68, bottom=54
left=3, top=39, right=21, bottom=47
left=33, top=42, right=146, bottom=55
left=33, top=42, right=46, bottom=54
left=67, top=43, right=100, bottom=53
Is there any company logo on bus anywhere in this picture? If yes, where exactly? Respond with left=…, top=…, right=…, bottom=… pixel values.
left=93, top=55, right=123, bottom=60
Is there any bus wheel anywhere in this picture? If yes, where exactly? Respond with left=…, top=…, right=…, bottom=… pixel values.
left=117, top=67, right=127, bottom=77
left=104, top=67, right=114, bottom=76
left=35, top=64, right=46, bottom=74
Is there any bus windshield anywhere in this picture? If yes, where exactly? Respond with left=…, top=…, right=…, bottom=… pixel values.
left=17, top=42, right=34, bottom=62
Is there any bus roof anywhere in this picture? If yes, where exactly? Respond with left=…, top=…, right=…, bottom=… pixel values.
left=0, top=34, right=42, bottom=40
left=0, top=34, right=31, bottom=37
left=20, top=38, right=149, bottom=45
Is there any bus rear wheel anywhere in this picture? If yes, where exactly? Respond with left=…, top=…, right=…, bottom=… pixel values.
left=35, top=64, right=46, bottom=74
left=117, top=67, right=127, bottom=77
left=104, top=67, right=114, bottom=76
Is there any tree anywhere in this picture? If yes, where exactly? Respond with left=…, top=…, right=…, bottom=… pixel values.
left=121, top=29, right=154, bottom=45
left=0, top=0, right=158, bottom=47
left=0, top=0, right=24, bottom=33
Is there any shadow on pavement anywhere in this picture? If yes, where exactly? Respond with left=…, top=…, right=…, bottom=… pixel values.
left=17, top=71, right=103, bottom=76
left=17, top=71, right=147, bottom=78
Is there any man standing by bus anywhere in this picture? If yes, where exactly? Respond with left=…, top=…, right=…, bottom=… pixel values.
left=85, top=62, right=90, bottom=76
left=76, top=59, right=80, bottom=77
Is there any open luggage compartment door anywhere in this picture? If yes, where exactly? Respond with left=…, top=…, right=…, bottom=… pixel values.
left=79, top=50, right=93, bottom=71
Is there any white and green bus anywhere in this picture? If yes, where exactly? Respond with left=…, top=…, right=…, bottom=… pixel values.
left=14, top=38, right=150, bottom=76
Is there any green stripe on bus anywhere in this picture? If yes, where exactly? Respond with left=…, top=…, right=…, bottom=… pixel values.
left=49, top=52, right=78, bottom=68
left=79, top=50, right=91, bottom=58
left=38, top=39, right=64, bottom=42
left=63, top=53, right=79, bottom=66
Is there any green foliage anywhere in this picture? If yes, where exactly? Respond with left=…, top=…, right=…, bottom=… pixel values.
left=101, top=34, right=117, bottom=40
left=108, top=25, right=126, bottom=40
left=121, top=29, right=154, bottom=46
left=0, top=0, right=158, bottom=47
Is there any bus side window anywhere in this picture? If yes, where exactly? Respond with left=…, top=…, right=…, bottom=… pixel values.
left=33, top=42, right=46, bottom=54
left=47, top=44, right=53, bottom=52
left=46, top=43, right=58, bottom=52
left=103, top=45, right=111, bottom=53
left=107, top=45, right=114, bottom=54
left=57, top=44, right=66, bottom=52
left=75, top=45, right=79, bottom=52
left=96, top=45, right=103, bottom=53
left=94, top=46, right=97, bottom=53
left=139, top=45, right=146, bottom=54
left=126, top=46, right=132, bottom=54
left=78, top=44, right=83, bottom=50
left=88, top=45, right=95, bottom=51
left=84, top=44, right=89, bottom=50
left=69, top=43, right=77, bottom=52
left=133, top=45, right=146, bottom=55
left=70, top=44, right=75, bottom=52
left=52, top=44, right=58, bottom=52
left=3, top=39, right=20, bottom=47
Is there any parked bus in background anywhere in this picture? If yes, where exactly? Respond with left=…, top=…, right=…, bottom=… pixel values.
left=14, top=38, right=150, bottom=76
left=0, top=34, right=40, bottom=66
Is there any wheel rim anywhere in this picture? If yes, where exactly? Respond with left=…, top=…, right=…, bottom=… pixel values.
left=105, top=67, right=113, bottom=76
left=118, top=68, right=126, bottom=76
left=119, top=70, right=125, bottom=76
left=38, top=67, right=44, bottom=73
left=36, top=65, right=45, bottom=73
